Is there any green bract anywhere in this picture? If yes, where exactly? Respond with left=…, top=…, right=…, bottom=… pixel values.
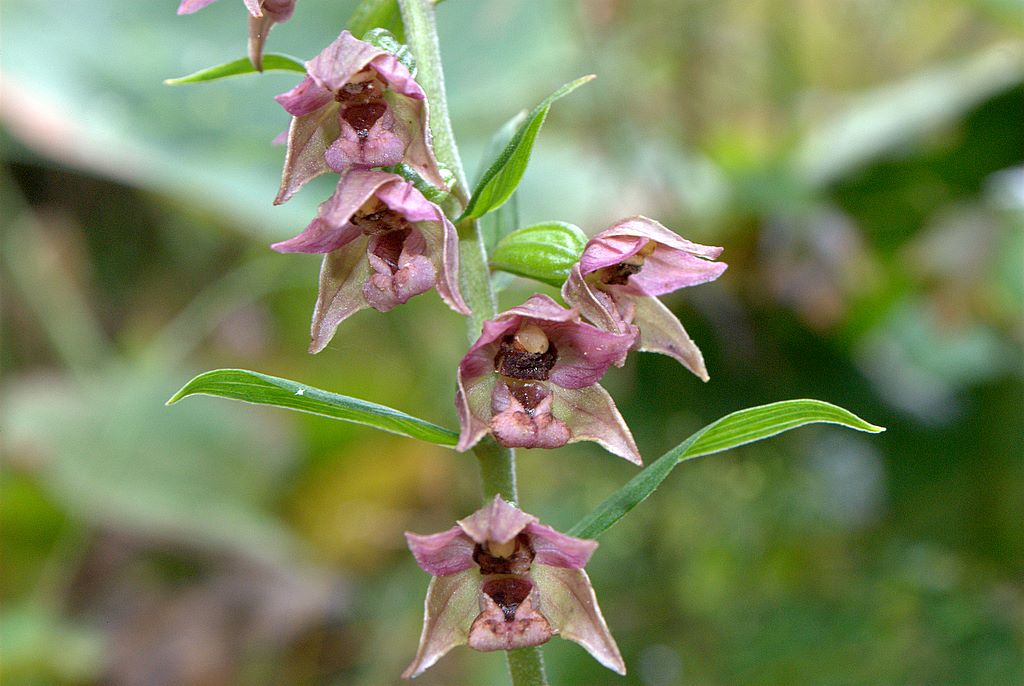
left=362, top=27, right=417, bottom=78
left=168, top=368, right=459, bottom=446
left=459, top=75, right=595, bottom=221
left=164, top=53, right=306, bottom=85
left=569, top=399, right=885, bottom=540
left=490, top=222, right=588, bottom=287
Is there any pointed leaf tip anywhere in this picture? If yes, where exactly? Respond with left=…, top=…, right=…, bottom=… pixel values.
left=459, top=75, right=595, bottom=221
left=569, top=399, right=884, bottom=539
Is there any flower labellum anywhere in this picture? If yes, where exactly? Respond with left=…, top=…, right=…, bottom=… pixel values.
left=403, top=496, right=625, bottom=678
left=273, top=30, right=445, bottom=204
left=176, top=0, right=296, bottom=71
left=271, top=170, right=469, bottom=352
left=562, top=215, right=727, bottom=381
left=456, top=294, right=641, bottom=464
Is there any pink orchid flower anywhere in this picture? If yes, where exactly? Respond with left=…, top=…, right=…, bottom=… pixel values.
left=272, top=170, right=469, bottom=352
left=403, top=496, right=625, bottom=678
left=273, top=30, right=445, bottom=204
left=456, top=294, right=641, bottom=464
left=176, top=0, right=295, bottom=70
left=562, top=216, right=727, bottom=381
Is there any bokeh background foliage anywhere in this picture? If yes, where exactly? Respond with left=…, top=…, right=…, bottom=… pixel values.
left=2, top=1, right=1022, bottom=684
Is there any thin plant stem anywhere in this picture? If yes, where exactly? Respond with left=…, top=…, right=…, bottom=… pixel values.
left=396, top=1, right=546, bottom=683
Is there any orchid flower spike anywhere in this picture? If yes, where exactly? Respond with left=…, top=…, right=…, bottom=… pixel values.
left=176, top=0, right=295, bottom=71
left=273, top=30, right=445, bottom=204
left=562, top=216, right=727, bottom=381
left=272, top=170, right=469, bottom=352
left=403, top=496, right=625, bottom=678
left=456, top=294, right=641, bottom=464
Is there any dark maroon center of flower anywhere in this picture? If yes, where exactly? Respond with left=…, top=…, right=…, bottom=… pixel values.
left=369, top=227, right=412, bottom=272
left=481, top=577, right=534, bottom=622
left=494, top=336, right=558, bottom=381
left=507, top=382, right=547, bottom=414
left=352, top=206, right=411, bottom=235
left=473, top=534, right=534, bottom=576
left=342, top=102, right=388, bottom=139
left=598, top=261, right=643, bottom=285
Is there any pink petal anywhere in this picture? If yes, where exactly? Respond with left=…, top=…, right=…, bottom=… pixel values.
left=544, top=319, right=634, bottom=389
left=362, top=231, right=436, bottom=311
left=374, top=176, right=444, bottom=222
left=467, top=578, right=553, bottom=652
left=274, top=105, right=340, bottom=204
left=367, top=53, right=425, bottom=100
left=630, top=294, right=710, bottom=381
left=324, top=108, right=408, bottom=172
left=489, top=381, right=571, bottom=450
left=272, top=170, right=398, bottom=253
left=561, top=264, right=631, bottom=335
left=525, top=522, right=597, bottom=569
left=308, top=241, right=371, bottom=354
left=552, top=384, right=642, bottom=465
left=177, top=0, right=219, bottom=15
left=530, top=565, right=626, bottom=675
left=387, top=93, right=448, bottom=191
left=578, top=216, right=726, bottom=297
left=242, top=0, right=263, bottom=16
left=274, top=75, right=334, bottom=117
left=401, top=570, right=480, bottom=679
left=405, top=526, right=476, bottom=576
left=457, top=495, right=537, bottom=546
left=306, top=31, right=421, bottom=98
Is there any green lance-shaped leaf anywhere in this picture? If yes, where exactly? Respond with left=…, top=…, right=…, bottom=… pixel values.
left=478, top=110, right=528, bottom=253
left=490, top=222, right=588, bottom=287
left=168, top=369, right=459, bottom=447
left=164, top=54, right=306, bottom=85
left=569, top=400, right=885, bottom=539
left=459, top=75, right=595, bottom=221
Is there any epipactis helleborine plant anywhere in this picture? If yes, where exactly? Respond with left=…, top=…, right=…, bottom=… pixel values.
left=456, top=294, right=641, bottom=464
left=404, top=495, right=625, bottom=678
left=274, top=30, right=445, bottom=204
left=562, top=216, right=728, bottom=381
left=272, top=169, right=469, bottom=352
left=176, top=0, right=296, bottom=70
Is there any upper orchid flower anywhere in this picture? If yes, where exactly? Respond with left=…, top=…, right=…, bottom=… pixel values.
left=456, top=294, right=641, bottom=464
left=176, top=0, right=295, bottom=71
left=273, top=30, right=445, bottom=204
left=562, top=216, right=727, bottom=381
left=403, top=495, right=625, bottom=678
left=272, top=170, right=469, bottom=352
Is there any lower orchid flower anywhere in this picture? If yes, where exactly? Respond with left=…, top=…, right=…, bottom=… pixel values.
left=455, top=294, right=641, bottom=464
left=272, top=170, right=469, bottom=352
left=176, top=0, right=295, bottom=71
left=403, top=495, right=625, bottom=678
left=562, top=215, right=727, bottom=381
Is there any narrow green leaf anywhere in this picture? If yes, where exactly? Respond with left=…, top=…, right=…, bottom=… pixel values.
left=569, top=400, right=884, bottom=539
left=348, top=0, right=405, bottom=43
left=459, top=75, right=595, bottom=221
left=167, top=369, right=459, bottom=447
left=164, top=54, right=306, bottom=85
left=490, top=222, right=588, bottom=287
left=478, top=110, right=528, bottom=253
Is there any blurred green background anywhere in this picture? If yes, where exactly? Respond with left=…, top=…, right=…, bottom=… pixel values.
left=2, top=1, right=1022, bottom=684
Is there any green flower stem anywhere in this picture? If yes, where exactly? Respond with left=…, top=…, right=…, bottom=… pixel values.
left=507, top=647, right=548, bottom=686
left=397, top=1, right=545, bottom=684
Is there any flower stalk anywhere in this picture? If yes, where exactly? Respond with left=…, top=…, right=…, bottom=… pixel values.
left=397, top=0, right=542, bottom=682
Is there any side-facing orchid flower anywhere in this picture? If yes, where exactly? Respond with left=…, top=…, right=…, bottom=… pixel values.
left=455, top=294, right=641, bottom=464
left=272, top=169, right=469, bottom=352
left=403, top=495, right=625, bottom=678
left=273, top=30, right=445, bottom=204
left=562, top=216, right=727, bottom=381
left=176, top=0, right=295, bottom=71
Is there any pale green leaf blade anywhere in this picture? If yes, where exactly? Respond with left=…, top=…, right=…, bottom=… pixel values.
left=459, top=75, right=595, bottom=221
left=569, top=400, right=884, bottom=539
left=164, top=54, right=306, bottom=85
left=168, top=368, right=459, bottom=446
